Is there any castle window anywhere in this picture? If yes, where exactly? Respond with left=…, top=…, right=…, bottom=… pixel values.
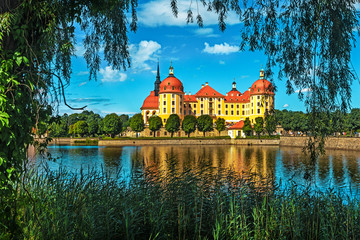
left=184, top=104, right=186, bottom=108
left=251, top=103, right=253, bottom=107
left=237, top=111, right=239, bottom=115
left=201, top=104, right=203, bottom=108
left=163, top=108, right=166, bottom=113
left=194, top=110, right=196, bottom=115
left=236, top=104, right=239, bottom=108
left=188, top=103, right=191, bottom=107
left=225, top=104, right=228, bottom=108
left=231, top=104, right=234, bottom=108
left=257, top=102, right=260, bottom=106
left=163, top=101, right=166, bottom=105
left=258, top=109, right=260, bottom=114
left=252, top=110, right=254, bottom=114
left=189, top=110, right=191, bottom=115
left=225, top=110, right=228, bottom=115
left=231, top=110, right=234, bottom=115
left=201, top=110, right=204, bottom=115
left=242, top=104, right=244, bottom=108
left=164, top=131, right=167, bottom=135
left=172, top=108, right=175, bottom=113
left=218, top=110, right=221, bottom=115
left=242, top=111, right=245, bottom=115
left=172, top=101, right=175, bottom=105
left=184, top=110, right=186, bottom=114
left=218, top=104, right=221, bottom=108
left=194, top=104, right=196, bottom=108
left=180, top=95, right=182, bottom=99
left=257, top=96, right=260, bottom=100
left=210, top=98, right=212, bottom=101
left=254, top=85, right=256, bottom=88
left=201, top=98, right=203, bottom=101
left=172, top=86, right=175, bottom=90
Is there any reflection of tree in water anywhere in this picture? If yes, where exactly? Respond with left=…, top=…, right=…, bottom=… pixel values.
left=100, top=147, right=123, bottom=169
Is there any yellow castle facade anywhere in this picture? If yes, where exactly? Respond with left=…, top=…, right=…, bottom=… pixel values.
left=141, top=63, right=275, bottom=125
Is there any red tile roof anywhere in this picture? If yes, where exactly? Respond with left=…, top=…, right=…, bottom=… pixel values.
left=159, top=76, right=184, bottom=94
left=225, top=90, right=242, bottom=102
left=195, top=85, right=225, bottom=97
left=140, top=91, right=159, bottom=110
left=238, top=90, right=250, bottom=102
left=184, top=95, right=197, bottom=102
left=228, top=120, right=245, bottom=130
left=249, top=79, right=275, bottom=96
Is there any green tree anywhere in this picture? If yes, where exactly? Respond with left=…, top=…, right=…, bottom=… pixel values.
left=215, top=117, right=226, bottom=136
left=120, top=114, right=130, bottom=132
left=148, top=115, right=162, bottom=137
left=165, top=114, right=180, bottom=138
left=254, top=117, right=264, bottom=138
left=1, top=0, right=138, bottom=234
left=243, top=118, right=253, bottom=137
left=103, top=113, right=122, bottom=138
left=182, top=115, right=197, bottom=137
left=74, top=121, right=88, bottom=137
left=68, top=124, right=75, bottom=137
left=197, top=115, right=213, bottom=137
left=130, top=114, right=145, bottom=137
left=264, top=114, right=276, bottom=136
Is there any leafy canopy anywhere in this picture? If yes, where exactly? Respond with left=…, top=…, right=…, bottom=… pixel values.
left=197, top=115, right=213, bottom=136
left=148, top=115, right=163, bottom=137
left=182, top=115, right=197, bottom=137
left=165, top=114, right=180, bottom=137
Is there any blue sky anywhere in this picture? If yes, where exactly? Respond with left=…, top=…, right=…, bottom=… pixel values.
left=58, top=0, right=360, bottom=116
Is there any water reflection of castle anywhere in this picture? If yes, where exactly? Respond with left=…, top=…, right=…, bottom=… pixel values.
left=131, top=145, right=278, bottom=179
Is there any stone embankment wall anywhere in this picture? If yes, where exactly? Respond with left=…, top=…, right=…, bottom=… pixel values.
left=98, top=139, right=280, bottom=146
left=280, top=137, right=360, bottom=151
left=39, top=137, right=360, bottom=151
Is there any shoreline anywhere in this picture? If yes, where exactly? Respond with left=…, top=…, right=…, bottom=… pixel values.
left=37, top=136, right=360, bottom=152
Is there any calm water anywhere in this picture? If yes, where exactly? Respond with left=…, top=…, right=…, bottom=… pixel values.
left=29, top=145, right=360, bottom=195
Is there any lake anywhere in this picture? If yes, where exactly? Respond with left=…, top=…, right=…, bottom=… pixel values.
left=29, top=144, right=360, bottom=196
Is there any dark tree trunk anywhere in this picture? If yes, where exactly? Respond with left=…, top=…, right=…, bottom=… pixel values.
left=171, top=132, right=174, bottom=138
left=203, top=131, right=205, bottom=137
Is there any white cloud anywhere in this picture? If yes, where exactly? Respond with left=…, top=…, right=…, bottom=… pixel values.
left=74, top=45, right=86, bottom=56
left=219, top=60, right=225, bottom=65
left=283, top=104, right=289, bottom=108
left=203, top=42, right=239, bottom=55
left=241, top=75, right=249, bottom=79
left=194, top=28, right=219, bottom=37
left=295, top=88, right=312, bottom=93
left=129, top=40, right=161, bottom=71
left=78, top=82, right=87, bottom=87
left=99, top=66, right=127, bottom=82
left=137, top=0, right=240, bottom=27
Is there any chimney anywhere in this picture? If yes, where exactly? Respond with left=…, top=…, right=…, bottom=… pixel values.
left=201, top=84, right=204, bottom=88
left=189, top=91, right=191, bottom=95
left=205, top=82, right=208, bottom=86
left=185, top=92, right=187, bottom=95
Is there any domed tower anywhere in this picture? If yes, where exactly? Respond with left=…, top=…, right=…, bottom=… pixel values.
left=249, top=68, right=275, bottom=122
left=158, top=63, right=184, bottom=124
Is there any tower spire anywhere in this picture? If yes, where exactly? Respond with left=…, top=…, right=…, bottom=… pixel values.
left=169, top=61, right=174, bottom=76
left=260, top=65, right=265, bottom=79
left=154, top=61, right=161, bottom=96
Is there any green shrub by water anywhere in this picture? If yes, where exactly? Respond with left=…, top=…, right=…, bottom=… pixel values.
left=17, top=164, right=360, bottom=239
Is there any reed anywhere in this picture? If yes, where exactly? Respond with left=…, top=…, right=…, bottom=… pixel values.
left=18, top=162, right=360, bottom=239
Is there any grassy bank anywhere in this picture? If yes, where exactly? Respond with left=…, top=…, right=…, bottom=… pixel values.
left=16, top=165, right=360, bottom=239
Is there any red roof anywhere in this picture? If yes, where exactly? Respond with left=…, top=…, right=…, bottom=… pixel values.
left=228, top=120, right=245, bottom=130
left=238, top=90, right=250, bottom=102
left=159, top=76, right=184, bottom=94
left=225, top=90, right=242, bottom=102
left=249, top=79, right=275, bottom=96
left=184, top=95, right=197, bottom=102
left=140, top=91, right=159, bottom=110
left=195, top=85, right=224, bottom=97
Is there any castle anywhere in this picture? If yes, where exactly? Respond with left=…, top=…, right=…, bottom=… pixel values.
left=141, top=63, right=274, bottom=127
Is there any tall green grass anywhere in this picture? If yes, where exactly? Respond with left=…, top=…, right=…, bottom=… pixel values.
left=18, top=162, right=360, bottom=239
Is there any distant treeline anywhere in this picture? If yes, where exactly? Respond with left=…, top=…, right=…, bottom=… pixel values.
left=37, top=108, right=360, bottom=138
left=275, top=109, right=360, bottom=135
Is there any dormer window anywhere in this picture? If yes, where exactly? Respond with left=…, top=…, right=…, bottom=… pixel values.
left=168, top=82, right=170, bottom=85
left=205, top=93, right=208, bottom=95
left=213, top=93, right=215, bottom=95
left=172, top=86, right=175, bottom=90
left=164, top=87, right=166, bottom=90
left=258, top=88, right=260, bottom=92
